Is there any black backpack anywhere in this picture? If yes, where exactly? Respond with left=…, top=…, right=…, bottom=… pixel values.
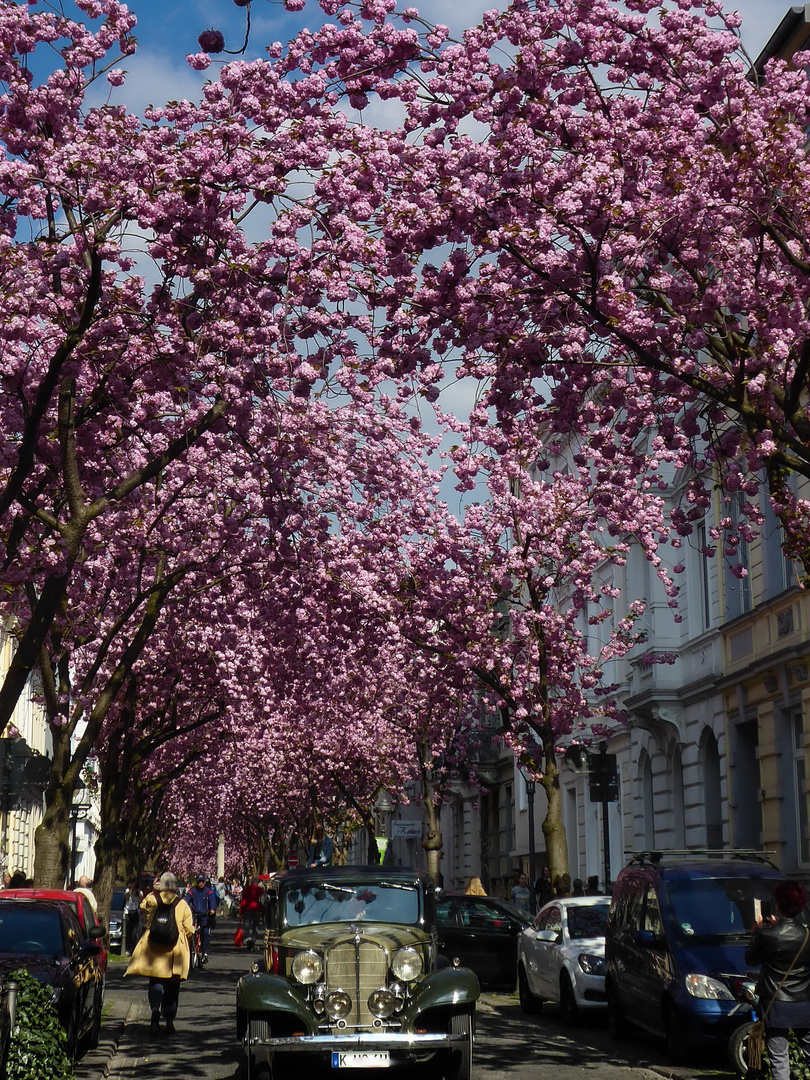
left=149, top=897, right=180, bottom=948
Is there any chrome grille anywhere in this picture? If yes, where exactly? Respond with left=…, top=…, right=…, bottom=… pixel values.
left=325, top=938, right=388, bottom=1029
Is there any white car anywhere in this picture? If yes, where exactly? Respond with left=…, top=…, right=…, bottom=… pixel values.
left=517, top=895, right=610, bottom=1023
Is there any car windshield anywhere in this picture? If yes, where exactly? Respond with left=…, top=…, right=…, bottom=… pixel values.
left=664, top=876, right=780, bottom=940
left=284, top=882, right=420, bottom=927
left=567, top=903, right=610, bottom=939
left=0, top=908, right=64, bottom=954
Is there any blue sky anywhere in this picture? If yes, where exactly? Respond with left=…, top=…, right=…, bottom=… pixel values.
left=99, top=0, right=800, bottom=115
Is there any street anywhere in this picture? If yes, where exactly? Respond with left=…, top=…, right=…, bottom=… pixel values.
left=75, top=918, right=740, bottom=1080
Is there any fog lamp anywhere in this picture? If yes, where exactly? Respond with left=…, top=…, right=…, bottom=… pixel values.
left=326, top=990, right=352, bottom=1020
left=368, top=988, right=396, bottom=1019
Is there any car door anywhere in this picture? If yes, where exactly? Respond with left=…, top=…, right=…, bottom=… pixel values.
left=532, top=904, right=562, bottom=999
left=455, top=898, right=525, bottom=986
left=64, top=910, right=97, bottom=1040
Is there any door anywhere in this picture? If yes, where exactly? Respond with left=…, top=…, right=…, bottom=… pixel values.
left=532, top=905, right=562, bottom=999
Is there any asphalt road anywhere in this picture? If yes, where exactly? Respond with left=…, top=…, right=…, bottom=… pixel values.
left=74, top=918, right=740, bottom=1080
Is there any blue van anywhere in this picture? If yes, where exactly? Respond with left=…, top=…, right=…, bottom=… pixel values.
left=605, top=853, right=786, bottom=1062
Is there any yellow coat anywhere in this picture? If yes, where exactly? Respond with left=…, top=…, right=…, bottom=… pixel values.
left=124, top=890, right=194, bottom=980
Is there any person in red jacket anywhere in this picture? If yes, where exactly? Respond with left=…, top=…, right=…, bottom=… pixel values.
left=240, top=877, right=265, bottom=951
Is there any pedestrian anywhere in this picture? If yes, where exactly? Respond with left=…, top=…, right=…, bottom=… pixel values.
left=0, top=871, right=10, bottom=889
left=306, top=823, right=334, bottom=867
left=125, top=871, right=194, bottom=1036
left=123, top=880, right=142, bottom=955
left=231, top=877, right=243, bottom=909
left=745, top=880, right=810, bottom=1080
left=216, top=876, right=229, bottom=916
left=585, top=875, right=601, bottom=896
left=75, top=874, right=98, bottom=913
left=553, top=872, right=572, bottom=898
left=572, top=878, right=585, bottom=897
left=535, top=866, right=553, bottom=908
left=511, top=873, right=531, bottom=913
left=184, top=874, right=218, bottom=961
left=465, top=876, right=487, bottom=896
left=240, top=876, right=265, bottom=951
left=8, top=870, right=25, bottom=888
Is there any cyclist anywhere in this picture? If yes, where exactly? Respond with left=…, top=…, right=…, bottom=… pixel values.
left=240, top=876, right=265, bottom=951
left=184, top=874, right=217, bottom=962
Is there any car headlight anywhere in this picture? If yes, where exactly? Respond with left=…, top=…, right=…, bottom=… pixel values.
left=291, top=951, right=323, bottom=985
left=368, top=988, right=396, bottom=1018
left=325, top=990, right=352, bottom=1020
left=578, top=953, right=606, bottom=976
left=685, top=974, right=733, bottom=1000
left=392, top=947, right=422, bottom=982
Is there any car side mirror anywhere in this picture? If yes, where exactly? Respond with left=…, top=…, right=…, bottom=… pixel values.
left=89, top=925, right=105, bottom=940
left=535, top=929, right=560, bottom=944
left=635, top=929, right=660, bottom=948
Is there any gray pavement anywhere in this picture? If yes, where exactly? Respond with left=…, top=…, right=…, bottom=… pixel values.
left=74, top=917, right=739, bottom=1080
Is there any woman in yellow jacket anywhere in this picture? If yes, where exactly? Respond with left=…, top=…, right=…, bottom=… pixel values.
left=125, top=871, right=194, bottom=1035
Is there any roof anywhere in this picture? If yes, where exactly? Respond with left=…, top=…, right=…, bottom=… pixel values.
left=275, top=866, right=434, bottom=888
left=753, top=4, right=810, bottom=75
left=620, top=856, right=783, bottom=880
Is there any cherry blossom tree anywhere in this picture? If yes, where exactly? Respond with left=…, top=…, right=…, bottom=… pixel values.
left=192, top=0, right=810, bottom=579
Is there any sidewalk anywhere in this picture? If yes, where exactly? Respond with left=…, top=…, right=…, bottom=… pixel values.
left=75, top=918, right=249, bottom=1080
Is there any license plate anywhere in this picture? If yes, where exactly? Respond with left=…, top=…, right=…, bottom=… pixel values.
left=331, top=1051, right=390, bottom=1068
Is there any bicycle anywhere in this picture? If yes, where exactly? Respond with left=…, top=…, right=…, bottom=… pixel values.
left=190, top=911, right=208, bottom=970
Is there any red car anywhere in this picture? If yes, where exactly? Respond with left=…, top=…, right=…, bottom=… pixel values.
left=0, top=889, right=108, bottom=973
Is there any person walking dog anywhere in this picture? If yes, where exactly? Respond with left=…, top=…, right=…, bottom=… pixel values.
left=125, top=871, right=194, bottom=1036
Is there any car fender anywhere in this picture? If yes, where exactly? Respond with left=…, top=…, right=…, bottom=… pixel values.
left=404, top=965, right=480, bottom=1021
left=236, top=972, right=316, bottom=1033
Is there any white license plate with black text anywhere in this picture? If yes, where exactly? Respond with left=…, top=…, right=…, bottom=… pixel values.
left=331, top=1051, right=390, bottom=1068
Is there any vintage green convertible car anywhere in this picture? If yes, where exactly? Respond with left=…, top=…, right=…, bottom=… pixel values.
left=236, top=866, right=480, bottom=1079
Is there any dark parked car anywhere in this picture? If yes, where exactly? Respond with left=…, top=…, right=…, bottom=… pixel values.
left=0, top=888, right=107, bottom=974
left=436, top=893, right=532, bottom=990
left=107, top=888, right=127, bottom=953
left=605, top=852, right=785, bottom=1063
left=0, top=897, right=104, bottom=1061
left=236, top=866, right=480, bottom=1080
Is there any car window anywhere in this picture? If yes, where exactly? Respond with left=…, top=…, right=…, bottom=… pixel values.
left=284, top=883, right=420, bottom=927
left=567, top=903, right=610, bottom=939
left=436, top=899, right=455, bottom=925
left=664, top=875, right=779, bottom=940
left=643, top=888, right=662, bottom=935
left=457, top=898, right=517, bottom=929
left=0, top=908, right=65, bottom=955
left=543, top=906, right=562, bottom=934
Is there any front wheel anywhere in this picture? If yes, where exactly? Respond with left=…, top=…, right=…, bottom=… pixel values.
left=664, top=1004, right=690, bottom=1066
left=447, top=1008, right=473, bottom=1080
left=606, top=985, right=631, bottom=1041
left=559, top=973, right=578, bottom=1025
left=246, top=1018, right=274, bottom=1080
left=518, top=965, right=543, bottom=1015
left=728, top=1021, right=756, bottom=1078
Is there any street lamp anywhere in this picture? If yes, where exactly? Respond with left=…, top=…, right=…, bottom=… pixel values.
left=373, top=790, right=394, bottom=865
left=67, top=781, right=92, bottom=888
left=516, top=758, right=538, bottom=912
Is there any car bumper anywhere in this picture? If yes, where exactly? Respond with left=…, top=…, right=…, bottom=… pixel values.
left=245, top=1032, right=468, bottom=1052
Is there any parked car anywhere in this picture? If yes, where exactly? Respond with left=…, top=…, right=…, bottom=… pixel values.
left=436, top=892, right=532, bottom=990
left=0, top=897, right=104, bottom=1060
left=0, top=888, right=108, bottom=973
left=236, top=866, right=480, bottom=1080
left=605, top=852, right=785, bottom=1063
left=107, top=887, right=127, bottom=953
left=518, top=895, right=610, bottom=1021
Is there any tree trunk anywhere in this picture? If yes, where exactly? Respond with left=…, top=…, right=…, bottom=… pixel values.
left=539, top=750, right=568, bottom=887
left=33, top=796, right=72, bottom=888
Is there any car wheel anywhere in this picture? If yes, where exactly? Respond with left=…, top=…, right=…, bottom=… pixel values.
left=559, top=973, right=578, bottom=1025
left=728, top=1021, right=755, bottom=1078
left=247, top=1018, right=274, bottom=1080
left=80, top=991, right=103, bottom=1055
left=518, top=964, right=543, bottom=1015
left=447, top=1008, right=473, bottom=1080
left=664, top=1003, right=690, bottom=1065
left=606, top=984, right=631, bottom=1041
